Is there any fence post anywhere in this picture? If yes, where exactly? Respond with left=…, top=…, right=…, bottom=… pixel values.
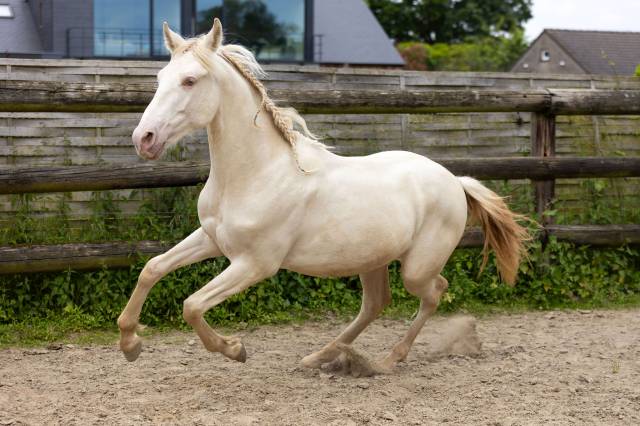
left=531, top=113, right=556, bottom=224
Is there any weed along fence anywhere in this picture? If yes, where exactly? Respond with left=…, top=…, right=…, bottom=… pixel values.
left=0, top=58, right=639, bottom=274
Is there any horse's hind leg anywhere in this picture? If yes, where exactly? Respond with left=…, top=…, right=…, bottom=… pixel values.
left=301, top=264, right=391, bottom=369
left=379, top=227, right=458, bottom=370
left=380, top=273, right=448, bottom=370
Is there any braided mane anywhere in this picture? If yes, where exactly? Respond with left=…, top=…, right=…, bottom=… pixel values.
left=177, top=37, right=323, bottom=173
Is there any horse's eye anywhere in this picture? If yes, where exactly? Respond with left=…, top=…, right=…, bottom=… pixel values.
left=182, top=77, right=196, bottom=87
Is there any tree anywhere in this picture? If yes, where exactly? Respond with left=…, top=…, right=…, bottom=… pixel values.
left=366, top=0, right=532, bottom=44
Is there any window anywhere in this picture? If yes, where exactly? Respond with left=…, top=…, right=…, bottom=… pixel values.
left=94, top=0, right=151, bottom=57
left=0, top=5, right=13, bottom=18
left=93, top=0, right=181, bottom=58
left=197, top=0, right=306, bottom=62
left=540, top=50, right=551, bottom=62
left=89, top=0, right=306, bottom=60
left=153, top=0, right=182, bottom=56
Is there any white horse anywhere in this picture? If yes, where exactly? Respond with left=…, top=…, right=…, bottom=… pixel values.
left=118, top=19, right=529, bottom=371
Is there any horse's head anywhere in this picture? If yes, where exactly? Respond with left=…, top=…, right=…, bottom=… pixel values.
left=132, top=19, right=225, bottom=160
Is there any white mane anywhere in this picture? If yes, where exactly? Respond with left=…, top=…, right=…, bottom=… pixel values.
left=179, top=36, right=326, bottom=152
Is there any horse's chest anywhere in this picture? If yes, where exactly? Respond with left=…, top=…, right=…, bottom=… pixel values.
left=197, top=180, right=221, bottom=240
left=197, top=184, right=278, bottom=256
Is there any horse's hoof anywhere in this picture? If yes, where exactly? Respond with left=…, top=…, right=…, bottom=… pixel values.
left=121, top=336, right=142, bottom=362
left=301, top=345, right=341, bottom=369
left=227, top=342, right=247, bottom=363
left=236, top=344, right=247, bottom=363
left=301, top=353, right=322, bottom=369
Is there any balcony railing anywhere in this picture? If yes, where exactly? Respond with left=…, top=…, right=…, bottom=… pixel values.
left=66, top=27, right=170, bottom=59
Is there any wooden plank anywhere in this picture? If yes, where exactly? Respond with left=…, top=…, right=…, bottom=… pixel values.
left=0, top=80, right=155, bottom=112
left=546, top=225, right=640, bottom=246
left=0, top=241, right=171, bottom=274
left=2, top=76, right=640, bottom=115
left=550, top=89, right=640, bottom=115
left=0, top=79, right=552, bottom=113
left=0, top=161, right=210, bottom=193
left=440, top=157, right=640, bottom=180
left=2, top=225, right=638, bottom=274
left=1, top=157, right=639, bottom=194
left=531, top=113, right=556, bottom=223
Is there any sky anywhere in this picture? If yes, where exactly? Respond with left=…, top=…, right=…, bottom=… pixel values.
left=524, top=0, right=640, bottom=41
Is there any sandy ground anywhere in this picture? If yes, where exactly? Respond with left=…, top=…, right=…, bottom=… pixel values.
left=1, top=309, right=639, bottom=425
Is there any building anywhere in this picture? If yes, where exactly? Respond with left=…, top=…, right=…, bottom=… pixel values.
left=0, top=0, right=404, bottom=66
left=512, top=29, right=640, bottom=75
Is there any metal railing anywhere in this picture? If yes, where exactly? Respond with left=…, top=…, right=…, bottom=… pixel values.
left=66, top=27, right=168, bottom=59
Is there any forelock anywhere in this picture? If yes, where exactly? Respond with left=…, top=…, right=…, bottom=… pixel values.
left=173, top=36, right=214, bottom=73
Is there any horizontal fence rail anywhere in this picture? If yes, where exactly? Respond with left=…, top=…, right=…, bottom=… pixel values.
left=2, top=78, right=640, bottom=115
left=1, top=225, right=639, bottom=274
left=0, top=241, right=170, bottom=274
left=2, top=157, right=640, bottom=194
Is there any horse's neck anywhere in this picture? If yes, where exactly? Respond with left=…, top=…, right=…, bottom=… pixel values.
left=206, top=72, right=291, bottom=189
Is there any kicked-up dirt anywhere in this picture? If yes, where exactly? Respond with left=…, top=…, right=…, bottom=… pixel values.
left=0, top=309, right=639, bottom=425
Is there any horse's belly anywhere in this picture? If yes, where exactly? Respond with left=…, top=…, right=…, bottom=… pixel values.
left=282, top=212, right=414, bottom=277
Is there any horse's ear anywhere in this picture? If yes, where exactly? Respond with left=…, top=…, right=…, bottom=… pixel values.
left=163, top=22, right=184, bottom=54
left=204, top=18, right=224, bottom=51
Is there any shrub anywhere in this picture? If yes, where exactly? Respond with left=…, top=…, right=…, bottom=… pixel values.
left=397, top=32, right=527, bottom=72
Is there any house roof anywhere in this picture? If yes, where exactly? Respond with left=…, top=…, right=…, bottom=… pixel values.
left=545, top=29, right=640, bottom=75
left=0, top=0, right=42, bottom=55
left=314, top=0, right=404, bottom=66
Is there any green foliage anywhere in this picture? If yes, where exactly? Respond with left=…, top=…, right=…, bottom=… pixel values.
left=366, top=0, right=532, bottom=44
left=2, top=240, right=639, bottom=332
left=636, top=64, right=640, bottom=76
left=398, top=43, right=429, bottom=71
left=0, top=186, right=202, bottom=245
left=397, top=30, right=528, bottom=71
left=555, top=179, right=640, bottom=225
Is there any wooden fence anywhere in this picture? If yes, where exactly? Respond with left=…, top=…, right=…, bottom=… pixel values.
left=0, top=59, right=639, bottom=273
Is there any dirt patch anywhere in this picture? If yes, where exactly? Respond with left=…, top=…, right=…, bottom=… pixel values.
left=1, top=309, right=639, bottom=425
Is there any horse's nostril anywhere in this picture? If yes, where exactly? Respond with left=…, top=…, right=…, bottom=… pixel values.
left=141, top=131, right=155, bottom=146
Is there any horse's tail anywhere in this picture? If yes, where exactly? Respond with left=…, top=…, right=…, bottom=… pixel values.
left=458, top=176, right=530, bottom=286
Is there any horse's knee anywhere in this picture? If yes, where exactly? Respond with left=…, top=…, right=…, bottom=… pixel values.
left=182, top=297, right=202, bottom=325
left=139, top=257, right=165, bottom=286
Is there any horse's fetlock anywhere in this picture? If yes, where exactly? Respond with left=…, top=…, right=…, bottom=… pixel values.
left=117, top=314, right=136, bottom=332
left=392, top=342, right=410, bottom=360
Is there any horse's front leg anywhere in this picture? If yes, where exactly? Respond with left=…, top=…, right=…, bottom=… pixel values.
left=182, top=258, right=277, bottom=362
left=118, top=227, right=221, bottom=361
